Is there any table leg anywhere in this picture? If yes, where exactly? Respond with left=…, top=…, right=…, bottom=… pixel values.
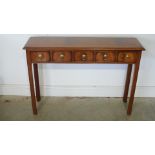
left=33, top=64, right=41, bottom=102
left=26, top=51, right=38, bottom=115
left=127, top=54, right=141, bottom=115
left=123, top=64, right=132, bottom=103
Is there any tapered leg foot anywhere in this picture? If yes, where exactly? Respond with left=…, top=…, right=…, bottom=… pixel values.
left=127, top=62, right=141, bottom=114
left=123, top=64, right=132, bottom=103
left=27, top=51, right=38, bottom=115
left=127, top=52, right=142, bottom=115
left=33, top=64, right=41, bottom=102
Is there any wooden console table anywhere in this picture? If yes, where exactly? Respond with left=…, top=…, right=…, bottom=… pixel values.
left=24, top=37, right=145, bottom=115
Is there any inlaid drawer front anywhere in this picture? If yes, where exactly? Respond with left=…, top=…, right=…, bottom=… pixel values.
left=95, top=51, right=116, bottom=63
left=31, top=51, right=50, bottom=62
left=118, top=52, right=137, bottom=63
left=52, top=51, right=72, bottom=62
left=74, top=51, right=94, bottom=62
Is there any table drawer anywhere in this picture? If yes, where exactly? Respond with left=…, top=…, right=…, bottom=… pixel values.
left=95, top=51, right=116, bottom=63
left=74, top=51, right=94, bottom=63
left=52, top=51, right=72, bottom=62
left=31, top=51, right=50, bottom=62
left=118, top=52, right=137, bottom=63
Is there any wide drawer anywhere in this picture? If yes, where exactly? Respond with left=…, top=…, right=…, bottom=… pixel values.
left=95, top=51, right=116, bottom=63
left=31, top=51, right=50, bottom=62
left=118, top=52, right=137, bottom=63
left=52, top=51, right=72, bottom=62
left=74, top=51, right=94, bottom=63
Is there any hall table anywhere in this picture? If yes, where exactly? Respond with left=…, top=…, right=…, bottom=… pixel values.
left=23, top=37, right=145, bottom=115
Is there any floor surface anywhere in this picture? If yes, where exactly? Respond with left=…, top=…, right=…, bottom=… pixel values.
left=0, top=96, right=155, bottom=121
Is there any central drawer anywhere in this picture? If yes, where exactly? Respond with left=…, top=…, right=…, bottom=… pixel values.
left=74, top=51, right=94, bottom=63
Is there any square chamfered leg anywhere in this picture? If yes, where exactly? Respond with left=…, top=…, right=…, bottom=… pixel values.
left=123, top=64, right=133, bottom=103
left=127, top=52, right=142, bottom=115
left=26, top=51, right=38, bottom=115
left=33, top=64, right=41, bottom=102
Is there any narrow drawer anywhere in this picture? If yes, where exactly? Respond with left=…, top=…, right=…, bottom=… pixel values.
left=95, top=51, right=116, bottom=63
left=118, top=52, right=137, bottom=63
left=31, top=51, right=50, bottom=62
left=52, top=51, right=72, bottom=62
left=74, top=51, right=94, bottom=63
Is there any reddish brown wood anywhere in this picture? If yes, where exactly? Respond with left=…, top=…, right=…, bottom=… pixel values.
left=33, top=64, right=41, bottom=102
left=24, top=37, right=145, bottom=51
left=24, top=37, right=145, bottom=115
left=118, top=52, right=138, bottom=63
left=123, top=64, right=133, bottom=103
left=52, top=50, right=72, bottom=62
left=31, top=51, right=50, bottom=62
left=74, top=51, right=94, bottom=62
left=26, top=51, right=38, bottom=115
left=127, top=52, right=142, bottom=115
left=95, top=51, right=116, bottom=63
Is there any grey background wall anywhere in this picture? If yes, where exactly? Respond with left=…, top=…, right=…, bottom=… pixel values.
left=0, top=34, right=154, bottom=97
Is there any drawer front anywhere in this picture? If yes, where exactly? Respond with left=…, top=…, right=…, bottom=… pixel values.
left=118, top=52, right=137, bottom=63
left=74, top=51, right=94, bottom=63
left=95, top=51, right=116, bottom=63
left=31, top=51, right=50, bottom=62
left=52, top=51, right=72, bottom=62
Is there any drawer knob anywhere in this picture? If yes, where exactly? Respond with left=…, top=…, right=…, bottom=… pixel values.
left=102, top=53, right=108, bottom=61
left=126, top=54, right=129, bottom=58
left=103, top=53, right=108, bottom=58
left=82, top=54, right=87, bottom=61
left=60, top=53, right=65, bottom=59
left=38, top=54, right=43, bottom=59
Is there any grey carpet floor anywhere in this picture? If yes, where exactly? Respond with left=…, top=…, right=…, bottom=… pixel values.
left=0, top=96, right=155, bottom=121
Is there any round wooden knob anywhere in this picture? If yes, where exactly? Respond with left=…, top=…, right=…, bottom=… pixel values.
left=60, top=53, right=65, bottom=59
left=126, top=54, right=129, bottom=58
left=82, top=54, right=87, bottom=61
left=103, top=53, right=108, bottom=58
left=38, top=54, right=43, bottom=59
